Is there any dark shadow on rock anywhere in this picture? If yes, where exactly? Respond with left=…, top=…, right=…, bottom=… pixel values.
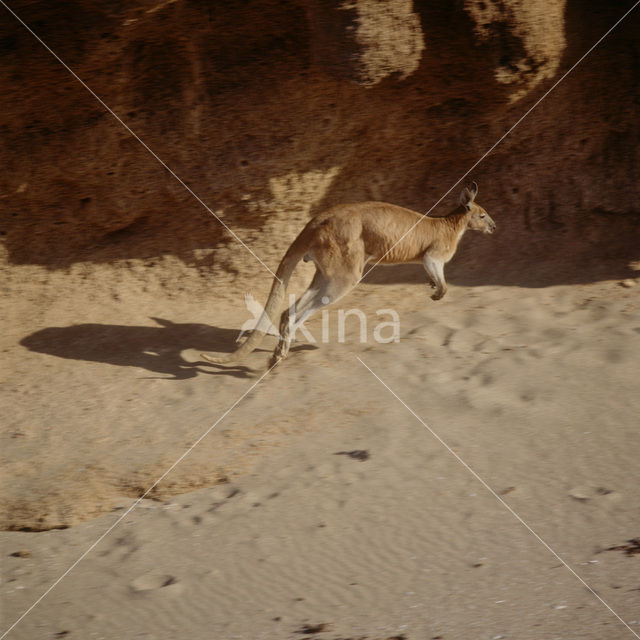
left=19, top=317, right=271, bottom=379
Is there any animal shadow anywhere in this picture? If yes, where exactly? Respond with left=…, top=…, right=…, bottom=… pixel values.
left=20, top=317, right=257, bottom=379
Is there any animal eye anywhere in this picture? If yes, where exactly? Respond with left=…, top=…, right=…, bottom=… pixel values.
left=480, top=213, right=486, bottom=218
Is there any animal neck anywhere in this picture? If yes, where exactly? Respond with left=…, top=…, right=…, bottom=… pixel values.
left=430, top=206, right=470, bottom=236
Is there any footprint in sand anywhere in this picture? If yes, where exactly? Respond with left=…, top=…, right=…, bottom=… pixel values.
left=130, top=573, right=183, bottom=595
left=568, top=486, right=620, bottom=503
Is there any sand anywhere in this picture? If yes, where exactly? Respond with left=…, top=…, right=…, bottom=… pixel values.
left=1, top=267, right=639, bottom=640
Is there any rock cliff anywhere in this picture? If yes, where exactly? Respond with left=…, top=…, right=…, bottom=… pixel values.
left=1, top=0, right=639, bottom=291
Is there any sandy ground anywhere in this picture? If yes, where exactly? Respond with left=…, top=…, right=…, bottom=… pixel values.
left=1, top=264, right=639, bottom=640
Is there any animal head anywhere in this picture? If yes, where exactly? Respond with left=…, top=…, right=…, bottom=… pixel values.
left=460, top=182, right=496, bottom=234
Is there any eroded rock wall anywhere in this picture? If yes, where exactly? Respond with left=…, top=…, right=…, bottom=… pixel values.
left=1, top=0, right=638, bottom=290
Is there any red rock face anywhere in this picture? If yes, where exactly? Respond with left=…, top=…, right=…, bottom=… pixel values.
left=306, top=0, right=425, bottom=86
left=1, top=0, right=639, bottom=287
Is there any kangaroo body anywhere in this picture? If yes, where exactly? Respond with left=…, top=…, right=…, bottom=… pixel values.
left=202, top=183, right=495, bottom=366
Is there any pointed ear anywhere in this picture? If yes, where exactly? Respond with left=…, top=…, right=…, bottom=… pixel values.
left=460, top=185, right=475, bottom=210
left=470, top=181, right=478, bottom=199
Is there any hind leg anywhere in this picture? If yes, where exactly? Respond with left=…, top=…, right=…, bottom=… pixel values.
left=272, top=270, right=323, bottom=363
left=272, top=270, right=359, bottom=364
left=280, top=271, right=322, bottom=337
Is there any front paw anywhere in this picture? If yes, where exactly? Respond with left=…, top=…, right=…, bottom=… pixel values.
left=431, top=290, right=445, bottom=301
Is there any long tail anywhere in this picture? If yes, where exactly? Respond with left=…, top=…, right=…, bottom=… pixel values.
left=201, top=242, right=306, bottom=364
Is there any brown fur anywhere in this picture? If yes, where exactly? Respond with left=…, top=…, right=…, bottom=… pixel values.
left=202, top=183, right=495, bottom=366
